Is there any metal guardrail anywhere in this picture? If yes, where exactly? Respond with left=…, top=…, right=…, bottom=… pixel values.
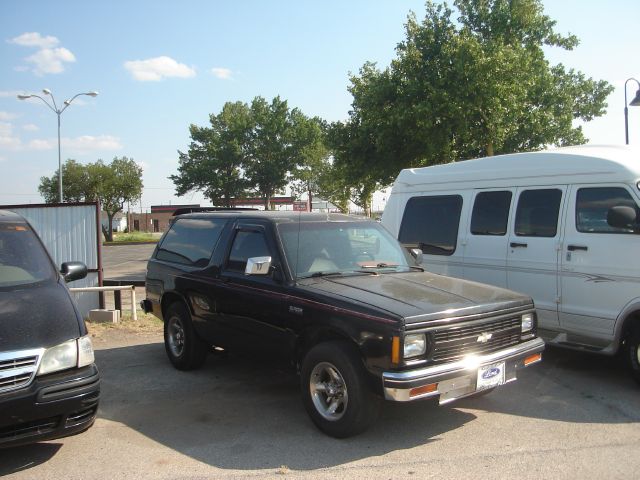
left=70, top=285, right=137, bottom=321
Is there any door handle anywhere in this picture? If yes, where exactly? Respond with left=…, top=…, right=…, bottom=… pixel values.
left=510, top=242, right=528, bottom=248
left=567, top=245, right=588, bottom=252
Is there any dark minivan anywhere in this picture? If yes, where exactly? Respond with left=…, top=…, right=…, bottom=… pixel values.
left=0, top=210, right=100, bottom=448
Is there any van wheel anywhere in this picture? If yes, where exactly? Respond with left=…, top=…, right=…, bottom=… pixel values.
left=625, top=327, right=640, bottom=385
left=300, top=341, right=380, bottom=438
left=164, top=302, right=208, bottom=371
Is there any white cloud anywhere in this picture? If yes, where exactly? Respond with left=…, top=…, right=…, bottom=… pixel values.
left=211, top=67, right=232, bottom=80
left=22, top=123, right=39, bottom=132
left=64, top=135, right=122, bottom=152
left=26, top=47, right=76, bottom=75
left=124, top=56, right=196, bottom=81
left=26, top=139, right=53, bottom=150
left=8, top=32, right=60, bottom=49
left=8, top=32, right=75, bottom=75
left=0, top=91, right=21, bottom=98
left=0, top=112, right=17, bottom=121
left=0, top=122, right=21, bottom=150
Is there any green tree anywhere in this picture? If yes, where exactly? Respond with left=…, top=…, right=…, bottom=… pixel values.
left=338, top=0, right=613, bottom=188
left=38, top=156, right=143, bottom=241
left=245, top=96, right=303, bottom=209
left=170, top=101, right=252, bottom=207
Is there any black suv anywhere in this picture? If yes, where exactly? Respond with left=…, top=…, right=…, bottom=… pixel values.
left=142, top=211, right=544, bottom=437
left=0, top=210, right=100, bottom=448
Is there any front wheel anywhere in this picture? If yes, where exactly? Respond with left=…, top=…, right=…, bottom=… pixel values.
left=625, top=327, right=640, bottom=385
left=300, top=341, right=380, bottom=438
left=164, top=302, right=208, bottom=371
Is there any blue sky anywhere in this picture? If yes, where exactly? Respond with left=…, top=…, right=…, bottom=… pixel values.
left=0, top=0, right=638, bottom=211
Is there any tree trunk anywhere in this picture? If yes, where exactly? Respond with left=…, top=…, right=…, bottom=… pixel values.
left=106, top=212, right=115, bottom=242
left=486, top=141, right=494, bottom=156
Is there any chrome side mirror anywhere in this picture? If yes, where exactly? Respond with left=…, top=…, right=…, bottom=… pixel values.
left=245, top=256, right=272, bottom=275
left=409, top=248, right=423, bottom=265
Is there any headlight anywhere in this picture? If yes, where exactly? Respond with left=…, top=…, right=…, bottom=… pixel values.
left=37, top=335, right=95, bottom=375
left=404, top=333, right=426, bottom=359
left=521, top=313, right=534, bottom=332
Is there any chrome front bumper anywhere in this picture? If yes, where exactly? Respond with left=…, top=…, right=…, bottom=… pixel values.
left=382, top=337, right=545, bottom=403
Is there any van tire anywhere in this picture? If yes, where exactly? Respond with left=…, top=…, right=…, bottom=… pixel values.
left=625, top=327, right=640, bottom=385
left=164, top=302, right=208, bottom=371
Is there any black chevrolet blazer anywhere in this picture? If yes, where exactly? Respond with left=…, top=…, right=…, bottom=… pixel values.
left=0, top=210, right=100, bottom=448
left=142, top=211, right=544, bottom=438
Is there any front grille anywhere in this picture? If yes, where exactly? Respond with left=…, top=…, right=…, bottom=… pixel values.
left=65, top=406, right=98, bottom=427
left=0, top=350, right=42, bottom=394
left=431, top=316, right=522, bottom=363
left=0, top=416, right=59, bottom=443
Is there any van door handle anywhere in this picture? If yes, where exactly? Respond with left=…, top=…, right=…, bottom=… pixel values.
left=510, top=242, right=528, bottom=248
left=567, top=245, right=588, bottom=252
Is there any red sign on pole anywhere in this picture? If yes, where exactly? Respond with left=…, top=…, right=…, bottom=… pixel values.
left=293, top=201, right=308, bottom=212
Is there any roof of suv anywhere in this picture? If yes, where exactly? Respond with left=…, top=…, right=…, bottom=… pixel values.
left=176, top=211, right=371, bottom=224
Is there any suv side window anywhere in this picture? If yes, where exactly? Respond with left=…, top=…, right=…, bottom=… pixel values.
left=515, top=189, right=562, bottom=237
left=576, top=187, right=640, bottom=234
left=156, top=218, right=225, bottom=267
left=227, top=230, right=271, bottom=272
left=471, top=191, right=512, bottom=236
left=398, top=195, right=463, bottom=255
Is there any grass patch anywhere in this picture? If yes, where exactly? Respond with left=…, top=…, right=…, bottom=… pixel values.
left=86, top=310, right=163, bottom=338
left=108, top=232, right=161, bottom=243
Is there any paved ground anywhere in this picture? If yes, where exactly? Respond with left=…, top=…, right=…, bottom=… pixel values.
left=102, top=243, right=156, bottom=282
left=1, top=329, right=639, bottom=480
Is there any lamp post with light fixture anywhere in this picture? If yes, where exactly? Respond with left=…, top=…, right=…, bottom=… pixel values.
left=624, top=78, right=640, bottom=145
left=17, top=89, right=98, bottom=203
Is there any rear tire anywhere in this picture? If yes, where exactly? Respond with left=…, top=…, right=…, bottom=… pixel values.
left=625, top=327, right=640, bottom=385
left=164, top=302, right=208, bottom=371
left=300, top=340, right=380, bottom=438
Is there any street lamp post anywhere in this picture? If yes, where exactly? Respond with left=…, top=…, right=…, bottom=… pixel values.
left=624, top=78, right=640, bottom=145
left=17, top=89, right=98, bottom=203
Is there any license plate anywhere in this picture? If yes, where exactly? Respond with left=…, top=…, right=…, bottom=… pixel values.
left=477, top=361, right=505, bottom=390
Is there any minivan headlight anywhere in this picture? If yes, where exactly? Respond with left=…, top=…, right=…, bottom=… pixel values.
left=521, top=313, right=534, bottom=333
left=37, top=335, right=95, bottom=375
left=404, top=333, right=426, bottom=359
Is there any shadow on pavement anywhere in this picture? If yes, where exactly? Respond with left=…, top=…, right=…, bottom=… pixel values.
left=0, top=442, right=62, bottom=476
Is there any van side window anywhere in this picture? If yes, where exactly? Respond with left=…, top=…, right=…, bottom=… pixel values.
left=398, top=195, right=463, bottom=255
left=515, top=189, right=562, bottom=237
left=576, top=187, right=640, bottom=234
left=471, top=191, right=512, bottom=236
left=156, top=218, right=225, bottom=267
left=227, top=230, right=271, bottom=271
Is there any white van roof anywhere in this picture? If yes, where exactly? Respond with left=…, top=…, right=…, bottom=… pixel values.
left=392, top=145, right=640, bottom=192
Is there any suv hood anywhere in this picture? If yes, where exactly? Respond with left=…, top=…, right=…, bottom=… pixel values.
left=0, top=281, right=81, bottom=351
left=300, top=271, right=532, bottom=323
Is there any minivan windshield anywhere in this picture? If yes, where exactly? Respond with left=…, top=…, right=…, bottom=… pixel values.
left=277, top=220, right=411, bottom=279
left=0, top=223, right=56, bottom=288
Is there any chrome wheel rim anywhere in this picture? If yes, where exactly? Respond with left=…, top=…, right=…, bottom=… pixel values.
left=636, top=344, right=640, bottom=365
left=309, top=362, right=348, bottom=421
left=167, top=316, right=185, bottom=358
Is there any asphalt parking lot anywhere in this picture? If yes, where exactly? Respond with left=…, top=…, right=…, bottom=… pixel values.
left=1, top=329, right=639, bottom=480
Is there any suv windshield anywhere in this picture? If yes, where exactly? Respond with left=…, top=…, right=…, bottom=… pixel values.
left=277, top=220, right=410, bottom=279
left=0, top=223, right=56, bottom=288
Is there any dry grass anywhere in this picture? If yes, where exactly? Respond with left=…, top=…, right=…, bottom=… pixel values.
left=86, top=310, right=163, bottom=338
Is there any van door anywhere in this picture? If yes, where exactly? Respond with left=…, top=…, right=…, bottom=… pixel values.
left=507, top=187, right=567, bottom=330
left=560, top=185, right=640, bottom=341
left=462, top=189, right=515, bottom=287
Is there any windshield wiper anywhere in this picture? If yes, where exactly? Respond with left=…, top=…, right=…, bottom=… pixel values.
left=359, top=263, right=400, bottom=269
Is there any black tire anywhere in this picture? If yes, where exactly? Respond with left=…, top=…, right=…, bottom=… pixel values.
left=300, top=340, right=380, bottom=438
left=625, top=327, right=640, bottom=385
left=164, top=302, right=208, bottom=371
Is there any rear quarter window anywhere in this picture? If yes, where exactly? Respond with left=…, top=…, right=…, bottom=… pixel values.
left=155, top=218, right=225, bottom=267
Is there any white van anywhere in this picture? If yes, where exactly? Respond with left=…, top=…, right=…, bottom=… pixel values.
left=382, top=145, right=640, bottom=381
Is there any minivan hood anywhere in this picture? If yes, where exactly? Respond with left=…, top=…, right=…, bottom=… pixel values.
left=0, top=281, right=81, bottom=351
left=300, top=271, right=531, bottom=323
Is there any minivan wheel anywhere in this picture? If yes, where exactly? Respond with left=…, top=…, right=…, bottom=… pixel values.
left=164, top=302, right=208, bottom=371
left=300, top=341, right=380, bottom=438
left=626, top=328, right=640, bottom=385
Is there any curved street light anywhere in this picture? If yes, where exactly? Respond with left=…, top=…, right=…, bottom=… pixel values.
left=17, top=89, right=99, bottom=203
left=624, top=78, right=640, bottom=145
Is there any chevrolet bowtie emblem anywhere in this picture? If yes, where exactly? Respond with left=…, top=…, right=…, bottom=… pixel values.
left=476, top=332, right=493, bottom=344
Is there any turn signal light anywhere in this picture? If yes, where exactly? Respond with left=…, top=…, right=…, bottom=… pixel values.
left=410, top=383, right=438, bottom=398
left=524, top=353, right=542, bottom=366
left=391, top=336, right=400, bottom=365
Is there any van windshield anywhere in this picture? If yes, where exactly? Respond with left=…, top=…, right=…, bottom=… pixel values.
left=0, top=223, right=56, bottom=288
left=277, top=220, right=411, bottom=279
